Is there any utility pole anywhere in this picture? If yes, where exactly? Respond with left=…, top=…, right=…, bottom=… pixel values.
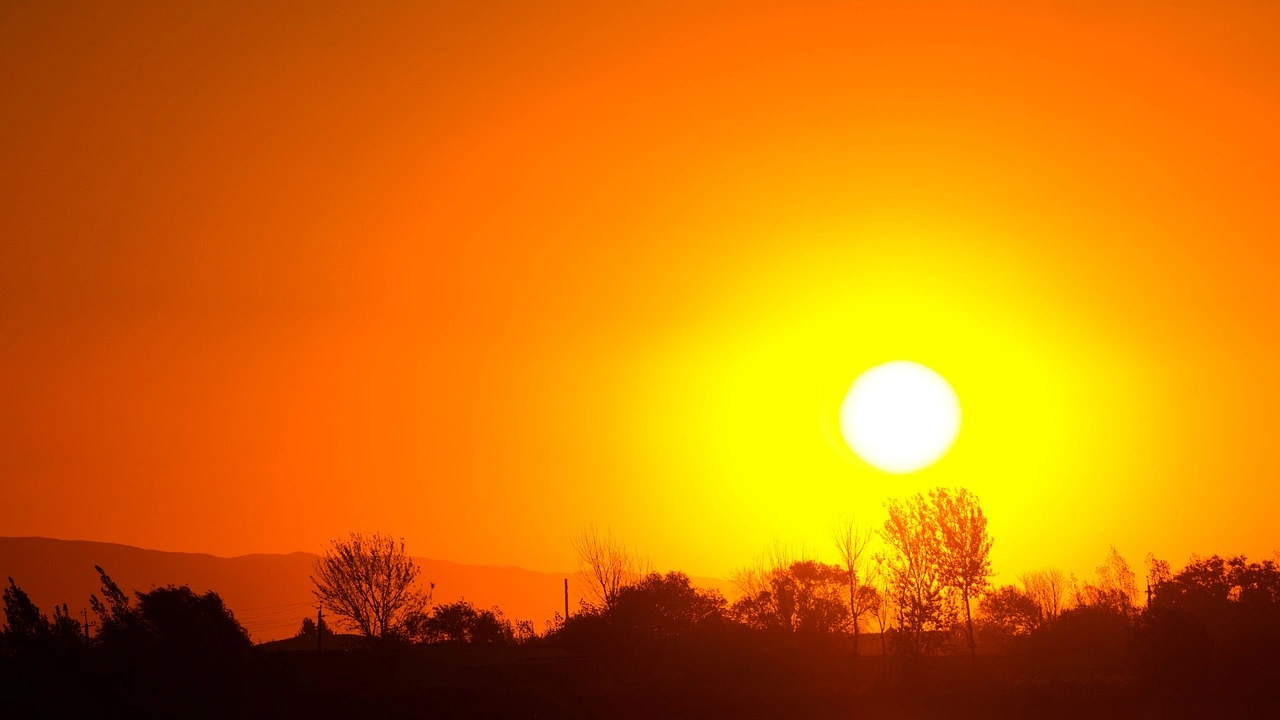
left=81, top=609, right=95, bottom=642
left=317, top=605, right=324, bottom=656
left=564, top=578, right=569, bottom=624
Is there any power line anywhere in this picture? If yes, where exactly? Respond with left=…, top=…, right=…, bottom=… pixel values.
left=239, top=618, right=306, bottom=628
left=237, top=606, right=316, bottom=622
left=234, top=600, right=315, bottom=613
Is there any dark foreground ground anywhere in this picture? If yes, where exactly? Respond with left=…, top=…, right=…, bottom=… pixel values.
left=7, top=642, right=1278, bottom=719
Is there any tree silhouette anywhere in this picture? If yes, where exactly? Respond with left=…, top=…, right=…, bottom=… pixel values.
left=311, top=532, right=431, bottom=643
left=1020, top=568, right=1068, bottom=625
left=89, top=565, right=148, bottom=652
left=47, top=604, right=82, bottom=647
left=732, top=558, right=849, bottom=633
left=882, top=494, right=951, bottom=655
left=870, top=554, right=894, bottom=659
left=1130, top=553, right=1280, bottom=690
left=407, top=601, right=516, bottom=644
left=572, top=526, right=645, bottom=611
left=609, top=572, right=726, bottom=639
left=832, top=516, right=879, bottom=656
left=2, top=578, right=45, bottom=651
left=557, top=571, right=727, bottom=656
left=133, top=585, right=250, bottom=660
left=978, top=585, right=1040, bottom=646
left=932, top=488, right=993, bottom=657
left=880, top=488, right=993, bottom=656
left=88, top=567, right=249, bottom=659
left=296, top=615, right=333, bottom=639
left=1078, top=545, right=1138, bottom=614
left=2, top=579, right=86, bottom=663
left=1148, top=553, right=1280, bottom=619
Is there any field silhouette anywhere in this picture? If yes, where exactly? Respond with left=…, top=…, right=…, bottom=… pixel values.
left=4, top=493, right=1279, bottom=719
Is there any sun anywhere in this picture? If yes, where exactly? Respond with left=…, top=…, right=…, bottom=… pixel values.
left=839, top=361, right=961, bottom=474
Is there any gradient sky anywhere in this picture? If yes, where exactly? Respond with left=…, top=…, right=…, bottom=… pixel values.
left=3, top=0, right=1279, bottom=585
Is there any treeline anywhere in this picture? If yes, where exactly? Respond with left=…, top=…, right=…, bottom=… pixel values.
left=2, top=565, right=253, bottom=716
left=4, top=487, right=1280, bottom=717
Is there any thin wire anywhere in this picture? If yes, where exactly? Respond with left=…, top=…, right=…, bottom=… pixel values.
left=238, top=617, right=307, bottom=626
left=236, top=606, right=316, bottom=622
left=234, top=600, right=315, bottom=613
left=240, top=617, right=304, bottom=627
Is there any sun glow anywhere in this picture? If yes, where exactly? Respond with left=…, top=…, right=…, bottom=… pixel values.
left=839, top=361, right=961, bottom=474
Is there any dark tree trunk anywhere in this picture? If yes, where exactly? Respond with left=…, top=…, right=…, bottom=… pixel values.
left=849, top=574, right=860, bottom=657
left=963, top=585, right=976, bottom=657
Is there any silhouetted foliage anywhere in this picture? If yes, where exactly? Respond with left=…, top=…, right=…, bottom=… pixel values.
left=311, top=532, right=431, bottom=643
left=977, top=585, right=1040, bottom=650
left=2, top=578, right=46, bottom=653
left=1031, top=600, right=1133, bottom=663
left=1077, top=545, right=1138, bottom=614
left=11, top=525, right=1280, bottom=719
left=134, top=585, right=250, bottom=660
left=1019, top=568, right=1068, bottom=625
left=932, top=488, right=993, bottom=656
left=87, top=567, right=250, bottom=661
left=731, top=559, right=849, bottom=634
left=882, top=494, right=952, bottom=655
left=77, top=567, right=253, bottom=715
left=556, top=571, right=727, bottom=659
left=296, top=614, right=333, bottom=639
left=1, top=578, right=88, bottom=718
left=1137, top=553, right=1280, bottom=689
left=1020, top=548, right=1138, bottom=663
left=47, top=603, right=82, bottom=646
left=1, top=577, right=85, bottom=670
left=406, top=600, right=518, bottom=644
left=1152, top=554, right=1280, bottom=610
left=610, top=572, right=727, bottom=639
left=88, top=565, right=150, bottom=657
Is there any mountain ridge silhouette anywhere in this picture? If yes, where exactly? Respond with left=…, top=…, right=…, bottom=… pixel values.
left=0, top=536, right=733, bottom=642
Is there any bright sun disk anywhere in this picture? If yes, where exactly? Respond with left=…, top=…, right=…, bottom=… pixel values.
left=839, top=361, right=961, bottom=474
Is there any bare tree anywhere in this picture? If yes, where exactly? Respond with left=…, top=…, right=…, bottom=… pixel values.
left=932, top=487, right=993, bottom=657
left=832, top=516, right=879, bottom=656
left=311, top=532, right=431, bottom=642
left=1100, top=545, right=1138, bottom=607
left=1019, top=568, right=1067, bottom=625
left=1077, top=545, right=1138, bottom=613
left=731, top=540, right=796, bottom=608
left=871, top=553, right=893, bottom=660
left=573, top=526, right=645, bottom=610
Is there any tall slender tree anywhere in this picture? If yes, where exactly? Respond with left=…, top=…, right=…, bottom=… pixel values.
left=832, top=517, right=879, bottom=656
left=932, top=488, right=994, bottom=657
left=882, top=494, right=950, bottom=655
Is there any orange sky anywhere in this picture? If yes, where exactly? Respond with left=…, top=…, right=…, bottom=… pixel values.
left=3, top=0, right=1279, bottom=586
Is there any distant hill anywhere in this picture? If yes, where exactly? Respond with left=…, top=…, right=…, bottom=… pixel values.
left=0, top=537, right=733, bottom=642
left=258, top=632, right=366, bottom=652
